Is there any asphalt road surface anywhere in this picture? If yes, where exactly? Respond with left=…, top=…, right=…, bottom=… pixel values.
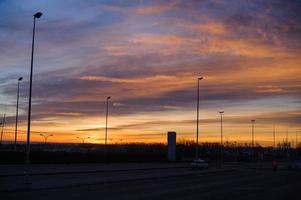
left=1, top=163, right=300, bottom=200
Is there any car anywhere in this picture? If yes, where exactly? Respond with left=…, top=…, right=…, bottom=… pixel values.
left=272, top=159, right=278, bottom=171
left=191, top=159, right=209, bottom=170
left=291, top=160, right=301, bottom=170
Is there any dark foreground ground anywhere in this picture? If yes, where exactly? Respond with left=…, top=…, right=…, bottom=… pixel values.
left=1, top=162, right=300, bottom=200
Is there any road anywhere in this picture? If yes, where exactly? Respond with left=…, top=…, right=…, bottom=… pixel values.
left=1, top=163, right=300, bottom=200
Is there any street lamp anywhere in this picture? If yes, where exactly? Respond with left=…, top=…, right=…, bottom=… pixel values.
left=39, top=134, right=53, bottom=144
left=219, top=111, right=224, bottom=145
left=296, top=131, right=298, bottom=149
left=273, top=125, right=276, bottom=148
left=0, top=114, right=6, bottom=144
left=77, top=136, right=90, bottom=144
left=219, top=111, right=224, bottom=167
left=105, top=96, right=111, bottom=146
left=14, top=77, right=23, bottom=150
left=0, top=122, right=2, bottom=144
left=286, top=128, right=288, bottom=144
left=26, top=12, right=43, bottom=164
left=251, top=120, right=255, bottom=147
left=196, top=77, right=203, bottom=159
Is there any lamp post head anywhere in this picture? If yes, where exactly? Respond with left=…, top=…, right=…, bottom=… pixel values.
left=18, top=77, right=23, bottom=81
left=40, top=134, right=43, bottom=136
left=251, top=120, right=255, bottom=123
left=219, top=111, right=224, bottom=114
left=107, top=96, right=111, bottom=100
left=198, top=77, right=203, bottom=80
left=34, top=12, right=43, bottom=18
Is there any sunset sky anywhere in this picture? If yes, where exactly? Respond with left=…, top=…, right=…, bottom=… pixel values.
left=0, top=0, right=300, bottom=146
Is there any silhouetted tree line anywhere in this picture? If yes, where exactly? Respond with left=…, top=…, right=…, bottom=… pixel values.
left=0, top=141, right=300, bottom=164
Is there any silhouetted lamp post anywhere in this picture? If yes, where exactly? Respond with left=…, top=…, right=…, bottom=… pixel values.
left=14, top=77, right=23, bottom=150
left=105, top=96, right=111, bottom=145
left=196, top=77, right=203, bottom=159
left=77, top=136, right=90, bottom=144
left=273, top=125, right=276, bottom=148
left=296, top=131, right=300, bottom=148
left=219, top=111, right=224, bottom=145
left=26, top=12, right=43, bottom=164
left=219, top=111, right=224, bottom=167
left=0, top=114, right=6, bottom=144
left=0, top=122, right=3, bottom=144
left=295, top=131, right=298, bottom=149
left=251, top=120, right=255, bottom=147
left=0, top=122, right=2, bottom=144
left=40, top=134, right=53, bottom=144
left=286, top=128, right=288, bottom=144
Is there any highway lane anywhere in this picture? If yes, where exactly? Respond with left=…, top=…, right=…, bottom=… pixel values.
left=2, top=167, right=300, bottom=200
left=0, top=163, right=189, bottom=176
left=1, top=165, right=231, bottom=191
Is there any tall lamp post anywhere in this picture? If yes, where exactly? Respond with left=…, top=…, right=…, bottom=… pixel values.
left=105, top=96, right=111, bottom=146
left=14, top=77, right=23, bottom=150
left=0, top=114, right=6, bottom=144
left=286, top=128, right=288, bottom=144
left=26, top=12, right=43, bottom=164
left=219, top=111, right=224, bottom=167
left=296, top=131, right=298, bottom=149
left=40, top=134, right=53, bottom=144
left=196, top=77, right=203, bottom=159
left=296, top=131, right=300, bottom=148
left=251, top=120, right=255, bottom=147
left=219, top=111, right=224, bottom=145
left=273, top=125, right=276, bottom=148
left=0, top=122, right=2, bottom=144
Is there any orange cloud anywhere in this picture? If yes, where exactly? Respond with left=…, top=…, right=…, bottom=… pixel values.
left=189, top=22, right=227, bottom=35
left=127, top=31, right=299, bottom=58
left=255, top=86, right=283, bottom=93
left=78, top=74, right=193, bottom=101
left=134, top=1, right=179, bottom=15
left=77, top=55, right=301, bottom=101
left=129, top=34, right=189, bottom=46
